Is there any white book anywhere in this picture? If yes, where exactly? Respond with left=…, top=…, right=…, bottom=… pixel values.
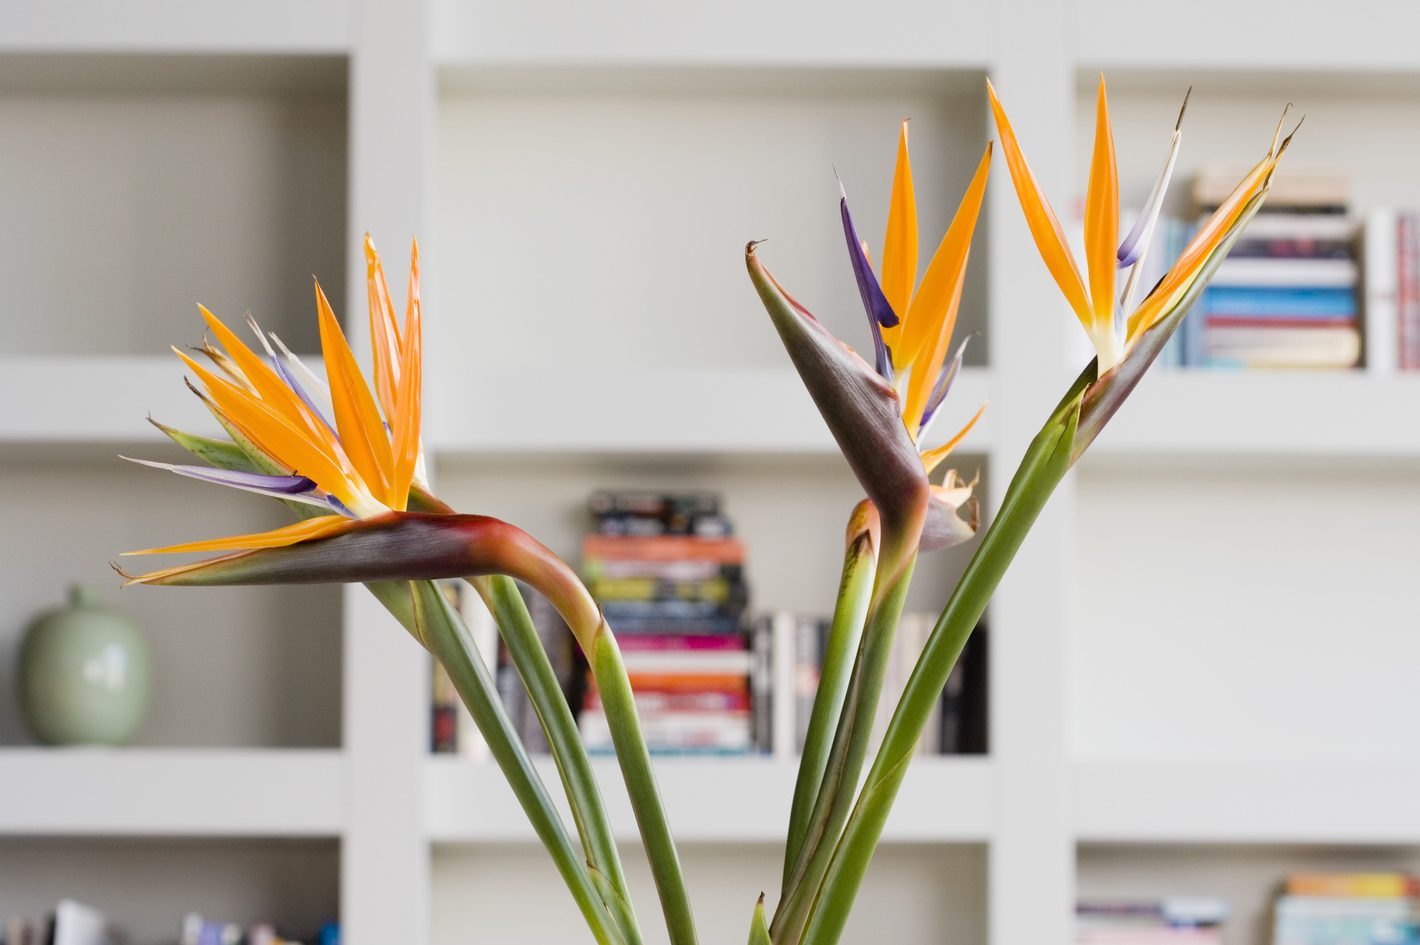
left=580, top=707, right=752, bottom=750
left=1363, top=208, right=1399, bottom=375
left=771, top=611, right=798, bottom=760
left=1211, top=257, right=1358, bottom=288
left=1229, top=213, right=1357, bottom=241
left=620, top=650, right=755, bottom=674
left=457, top=586, right=500, bottom=762
left=53, top=900, right=107, bottom=945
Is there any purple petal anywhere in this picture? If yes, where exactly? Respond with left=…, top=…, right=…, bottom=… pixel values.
left=840, top=184, right=899, bottom=382
left=270, top=346, right=339, bottom=438
left=916, top=336, right=971, bottom=438
left=122, top=457, right=329, bottom=507
left=245, top=317, right=339, bottom=438
left=1117, top=90, right=1188, bottom=270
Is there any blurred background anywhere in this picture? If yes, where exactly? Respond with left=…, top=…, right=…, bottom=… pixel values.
left=2, top=2, right=1417, bottom=944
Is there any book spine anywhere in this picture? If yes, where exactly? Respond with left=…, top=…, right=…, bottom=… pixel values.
left=583, top=534, right=746, bottom=564
left=1363, top=209, right=1399, bottom=375
left=771, top=612, right=798, bottom=760
left=1403, top=213, right=1419, bottom=370
left=430, top=659, right=459, bottom=754
left=751, top=616, right=774, bottom=754
left=457, top=586, right=500, bottom=761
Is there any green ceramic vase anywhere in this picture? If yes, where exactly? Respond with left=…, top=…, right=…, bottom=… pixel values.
left=17, top=585, right=152, bottom=746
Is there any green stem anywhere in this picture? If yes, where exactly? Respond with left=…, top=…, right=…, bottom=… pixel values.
left=772, top=527, right=919, bottom=945
left=159, top=430, right=679, bottom=945
left=798, top=399, right=1081, bottom=945
left=782, top=509, right=878, bottom=892
left=590, top=623, right=700, bottom=945
left=470, top=574, right=642, bottom=945
left=380, top=579, right=626, bottom=945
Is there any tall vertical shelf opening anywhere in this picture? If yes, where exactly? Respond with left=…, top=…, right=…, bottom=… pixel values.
left=0, top=453, right=343, bottom=749
left=431, top=66, right=991, bottom=382
left=432, top=841, right=987, bottom=945
left=1078, top=843, right=1420, bottom=945
left=0, top=837, right=339, bottom=944
left=0, top=53, right=349, bottom=358
left=1068, top=460, right=1420, bottom=764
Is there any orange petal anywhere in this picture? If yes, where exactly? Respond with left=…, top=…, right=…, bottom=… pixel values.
left=919, top=402, right=987, bottom=475
left=987, top=80, right=1093, bottom=330
left=388, top=241, right=423, bottom=510
left=123, top=514, right=353, bottom=557
left=1126, top=143, right=1287, bottom=339
left=1084, top=76, right=1118, bottom=337
left=198, top=307, right=336, bottom=449
left=365, top=234, right=403, bottom=422
left=880, top=121, right=919, bottom=327
left=904, top=273, right=966, bottom=435
left=899, top=142, right=991, bottom=424
left=315, top=280, right=396, bottom=505
left=175, top=348, right=359, bottom=508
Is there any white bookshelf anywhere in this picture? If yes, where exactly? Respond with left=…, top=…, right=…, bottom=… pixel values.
left=426, top=755, right=995, bottom=845
left=0, top=749, right=344, bottom=837
left=2, top=2, right=1417, bottom=944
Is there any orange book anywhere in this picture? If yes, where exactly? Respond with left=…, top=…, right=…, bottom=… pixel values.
left=623, top=672, right=750, bottom=694
left=583, top=534, right=746, bottom=564
left=1285, top=873, right=1420, bottom=898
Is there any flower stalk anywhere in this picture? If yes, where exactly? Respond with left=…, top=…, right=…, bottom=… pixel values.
left=772, top=514, right=921, bottom=945
left=800, top=381, right=1082, bottom=945
left=146, top=423, right=634, bottom=944
left=781, top=501, right=879, bottom=888
left=469, top=574, right=643, bottom=945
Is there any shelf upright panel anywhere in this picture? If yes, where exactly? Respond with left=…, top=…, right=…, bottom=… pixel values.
left=342, top=1, right=435, bottom=943
left=984, top=19, right=1077, bottom=945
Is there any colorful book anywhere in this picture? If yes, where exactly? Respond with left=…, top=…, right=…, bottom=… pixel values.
left=1201, top=286, right=1358, bottom=318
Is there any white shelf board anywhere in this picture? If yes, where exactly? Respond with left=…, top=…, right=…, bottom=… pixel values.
left=0, top=356, right=317, bottom=451
left=0, top=1, right=349, bottom=55
left=1084, top=371, right=1420, bottom=460
left=0, top=748, right=344, bottom=837
left=426, top=754, right=994, bottom=844
left=0, top=357, right=208, bottom=448
left=428, top=365, right=993, bottom=457
left=1073, top=1, right=1420, bottom=74
left=432, top=0, right=990, bottom=69
left=1073, top=760, right=1420, bottom=845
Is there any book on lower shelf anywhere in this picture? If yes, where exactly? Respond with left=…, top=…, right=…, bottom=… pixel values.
left=1, top=902, right=337, bottom=945
left=1076, top=897, right=1227, bottom=944
left=1274, top=872, right=1420, bottom=945
left=767, top=610, right=988, bottom=759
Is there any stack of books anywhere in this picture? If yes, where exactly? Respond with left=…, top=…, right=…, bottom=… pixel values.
left=580, top=491, right=754, bottom=756
left=1184, top=167, right=1360, bottom=369
left=1076, top=898, right=1227, bottom=944
left=1274, top=873, right=1420, bottom=944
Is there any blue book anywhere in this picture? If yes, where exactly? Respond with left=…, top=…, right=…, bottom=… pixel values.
left=1201, top=286, right=1357, bottom=318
